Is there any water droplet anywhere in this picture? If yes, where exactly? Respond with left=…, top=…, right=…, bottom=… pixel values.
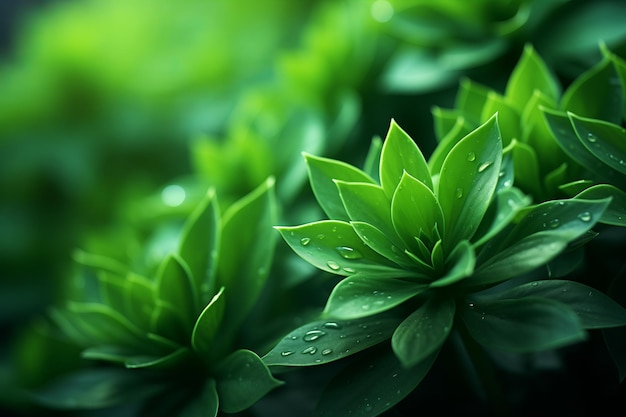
left=455, top=188, right=463, bottom=199
left=343, top=267, right=356, bottom=274
left=503, top=179, right=513, bottom=188
left=336, top=246, right=363, bottom=259
left=478, top=162, right=492, bottom=173
left=466, top=152, right=476, bottom=162
left=578, top=211, right=592, bottom=222
left=531, top=282, right=539, bottom=287
left=361, top=304, right=371, bottom=310
left=587, top=133, right=597, bottom=143
left=161, top=184, right=186, bottom=207
left=323, top=322, right=341, bottom=330
left=281, top=351, right=295, bottom=357
left=300, top=237, right=311, bottom=246
left=317, top=234, right=325, bottom=240
left=302, top=346, right=317, bottom=355
left=327, top=261, right=341, bottom=270
left=548, top=218, right=560, bottom=228
left=468, top=302, right=475, bottom=308
left=303, top=330, right=327, bottom=342
left=321, top=348, right=333, bottom=356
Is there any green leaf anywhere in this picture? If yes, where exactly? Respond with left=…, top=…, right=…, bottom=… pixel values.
left=72, top=250, right=128, bottom=276
left=217, top=177, right=277, bottom=331
left=432, top=107, right=462, bottom=142
left=262, top=314, right=402, bottom=367
left=510, top=140, right=543, bottom=198
left=179, top=379, right=219, bottom=417
left=179, top=188, right=221, bottom=301
left=379, top=119, right=433, bottom=198
left=32, top=368, right=163, bottom=409
left=454, top=77, right=491, bottom=125
left=150, top=300, right=188, bottom=344
left=391, top=297, right=455, bottom=367
left=429, top=240, right=475, bottom=288
left=324, top=274, right=428, bottom=319
left=125, top=347, right=192, bottom=370
left=570, top=113, right=626, bottom=177
left=276, top=220, right=404, bottom=277
left=460, top=297, right=586, bottom=352
left=472, top=187, right=531, bottom=248
left=438, top=114, right=502, bottom=251
left=505, top=44, right=561, bottom=113
left=123, top=273, right=156, bottom=331
left=575, top=184, right=626, bottom=226
left=156, top=254, right=197, bottom=332
left=335, top=181, right=396, bottom=240
left=561, top=57, right=623, bottom=124
left=216, top=349, right=283, bottom=413
left=304, top=153, right=375, bottom=221
left=349, top=221, right=415, bottom=268
left=98, top=271, right=129, bottom=318
left=363, top=136, right=383, bottom=182
left=191, top=287, right=225, bottom=358
left=428, top=113, right=475, bottom=175
left=313, top=345, right=438, bottom=417
left=480, top=92, right=521, bottom=144
left=391, top=171, right=444, bottom=253
left=490, top=280, right=626, bottom=329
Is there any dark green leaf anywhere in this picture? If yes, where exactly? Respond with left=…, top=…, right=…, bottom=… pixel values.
left=304, top=153, right=375, bottom=221
left=313, top=345, right=438, bottom=417
left=263, top=314, right=402, bottom=367
left=150, top=300, right=188, bottom=344
left=438, top=114, right=502, bottom=250
left=575, top=184, right=626, bottom=226
left=324, top=274, right=428, bottom=319
left=488, top=280, right=626, bottom=329
left=379, top=119, right=433, bottom=198
left=391, top=297, right=455, bottom=367
left=472, top=187, right=531, bottom=248
left=276, top=220, right=404, bottom=277
left=191, top=287, right=225, bottom=358
left=510, top=140, right=543, bottom=198
left=179, top=188, right=221, bottom=301
left=216, top=349, right=283, bottom=413
left=460, top=297, right=586, bottom=352
left=570, top=113, right=626, bottom=177
left=432, top=107, right=462, bottom=142
left=179, top=379, right=219, bottom=417
left=217, top=177, right=277, bottom=331
left=156, top=254, right=197, bottom=332
left=124, top=273, right=156, bottom=331
left=125, top=347, right=193, bottom=370
left=429, top=240, right=475, bottom=288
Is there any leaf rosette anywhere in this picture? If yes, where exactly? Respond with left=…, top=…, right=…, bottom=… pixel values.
left=267, top=116, right=626, bottom=416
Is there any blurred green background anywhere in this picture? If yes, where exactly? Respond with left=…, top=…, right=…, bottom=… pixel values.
left=1, top=0, right=626, bottom=416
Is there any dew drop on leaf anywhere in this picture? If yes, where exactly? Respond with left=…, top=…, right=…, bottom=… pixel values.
left=466, top=152, right=476, bottom=162
left=587, top=133, right=597, bottom=143
left=327, top=260, right=341, bottom=270
left=281, top=351, right=294, bottom=357
left=477, top=161, right=492, bottom=173
left=300, top=237, right=311, bottom=246
left=303, top=330, right=327, bottom=342
left=302, top=346, right=317, bottom=355
left=336, top=246, right=363, bottom=259
left=548, top=218, right=560, bottom=228
left=455, top=188, right=463, bottom=199
left=322, top=322, right=341, bottom=330
left=578, top=211, right=592, bottom=222
left=321, top=348, right=333, bottom=356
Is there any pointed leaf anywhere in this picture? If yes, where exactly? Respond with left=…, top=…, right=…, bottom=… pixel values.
left=125, top=347, right=193, bottom=370
left=304, top=153, right=375, bottom=221
left=438, top=114, right=502, bottom=250
left=216, top=177, right=277, bottom=331
left=179, top=379, right=219, bottom=417
left=156, top=254, right=197, bottom=331
left=335, top=181, right=396, bottom=240
left=380, top=119, right=432, bottom=198
left=472, top=187, right=531, bottom=248
left=428, top=113, right=475, bottom=175
left=429, top=240, right=475, bottom=288
left=480, top=93, right=520, bottom=144
left=363, top=136, right=383, bottom=182
left=575, top=184, right=626, bottom=226
left=276, top=220, right=404, bottom=277
left=460, top=297, right=586, bottom=352
left=511, top=139, right=543, bottom=198
left=263, top=314, right=402, bottom=367
left=455, top=77, right=491, bottom=124
left=216, top=349, right=283, bottom=413
left=313, top=345, right=438, bottom=417
left=349, top=221, right=415, bottom=268
left=324, top=274, right=428, bottom=319
left=179, top=189, right=221, bottom=300
left=570, top=113, right=626, bottom=177
left=191, top=287, right=225, bottom=357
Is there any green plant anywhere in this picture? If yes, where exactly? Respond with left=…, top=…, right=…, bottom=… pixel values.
left=265, top=115, right=626, bottom=416
left=32, top=178, right=282, bottom=416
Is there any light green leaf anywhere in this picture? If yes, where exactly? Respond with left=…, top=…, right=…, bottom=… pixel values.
left=380, top=119, right=433, bottom=198
left=304, top=153, right=375, bottom=221
left=428, top=113, right=474, bottom=175
left=191, top=287, right=225, bottom=358
left=438, top=114, right=502, bottom=251
left=505, top=44, right=560, bottom=112
left=324, top=274, right=428, bottom=319
left=575, top=184, right=626, bottom=226
left=429, top=240, right=475, bottom=288
left=432, top=107, right=462, bottom=142
left=472, top=187, right=531, bottom=248
left=454, top=77, right=491, bottom=125
left=510, top=139, right=543, bottom=198
left=262, top=314, right=402, bottom=367
left=561, top=57, right=623, bottom=124
left=489, top=280, right=626, bottom=329
left=313, top=345, right=438, bottom=417
left=98, top=272, right=129, bottom=319
left=391, top=171, right=444, bottom=253
left=460, top=297, right=586, bottom=352
left=156, top=254, right=197, bottom=332
left=392, top=297, right=455, bottom=368
left=216, top=349, right=283, bottom=413
left=480, top=92, right=520, bottom=144
left=363, top=136, right=383, bottom=182
left=350, top=221, right=415, bottom=268
left=335, top=181, right=396, bottom=240
left=570, top=113, right=626, bottom=177
left=123, top=273, right=155, bottom=331
left=72, top=250, right=128, bottom=276
left=217, top=177, right=277, bottom=332
left=276, top=220, right=404, bottom=277
left=178, top=188, right=221, bottom=301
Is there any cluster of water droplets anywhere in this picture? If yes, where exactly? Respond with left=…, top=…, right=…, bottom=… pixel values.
left=280, top=321, right=343, bottom=362
left=298, top=233, right=364, bottom=275
left=586, top=132, right=626, bottom=167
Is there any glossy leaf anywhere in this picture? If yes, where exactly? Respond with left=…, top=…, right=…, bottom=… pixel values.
left=276, top=220, right=404, bottom=277
left=472, top=187, right=531, bottom=248
left=454, top=77, right=491, bottom=124
left=429, top=240, right=475, bottom=288
left=438, top=114, right=502, bottom=251
left=461, top=297, right=586, bottom=352
left=480, top=92, right=520, bottom=144
left=488, top=280, right=626, bottom=329
left=335, top=181, right=396, bottom=240
left=216, top=349, right=283, bottom=413
left=391, top=171, right=444, bottom=252
left=510, top=140, right=542, bottom=198
left=217, top=177, right=277, bottom=331
left=379, top=119, right=432, bottom=198
left=314, top=345, right=438, bottom=417
left=263, top=314, right=402, bottom=367
left=324, top=274, right=428, bottom=319
left=304, top=152, right=375, bottom=221
left=363, top=136, right=383, bottom=182
left=191, top=287, right=225, bottom=358
left=391, top=297, right=455, bottom=367
left=178, top=188, right=221, bottom=301
left=561, top=57, right=623, bottom=124
left=125, top=347, right=193, bottom=370
left=575, top=184, right=626, bottom=226
left=428, top=113, right=475, bottom=175
left=156, top=254, right=197, bottom=331
left=179, top=379, right=219, bottom=417
left=505, top=44, right=560, bottom=112
left=349, top=221, right=415, bottom=268
left=570, top=113, right=626, bottom=177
